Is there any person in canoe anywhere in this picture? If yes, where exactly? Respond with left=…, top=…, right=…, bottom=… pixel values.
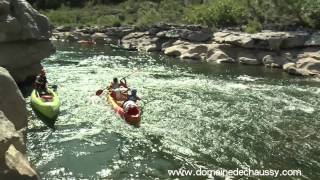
left=123, top=89, right=141, bottom=115
left=127, top=89, right=141, bottom=102
left=108, top=77, right=128, bottom=100
left=34, top=69, right=48, bottom=95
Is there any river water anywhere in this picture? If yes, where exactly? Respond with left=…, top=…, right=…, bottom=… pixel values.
left=26, top=42, right=320, bottom=179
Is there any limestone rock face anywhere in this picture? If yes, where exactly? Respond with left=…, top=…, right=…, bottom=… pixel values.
left=0, top=67, right=27, bottom=131
left=0, top=112, right=38, bottom=180
left=207, top=51, right=229, bottom=62
left=262, top=55, right=289, bottom=68
left=4, top=145, right=39, bottom=180
left=52, top=23, right=320, bottom=78
left=213, top=31, right=320, bottom=50
left=0, top=112, right=24, bottom=155
left=0, top=0, right=51, bottom=42
left=296, top=57, right=320, bottom=76
left=121, top=32, right=164, bottom=52
left=91, top=32, right=108, bottom=44
left=239, top=57, right=261, bottom=65
left=0, top=0, right=55, bottom=83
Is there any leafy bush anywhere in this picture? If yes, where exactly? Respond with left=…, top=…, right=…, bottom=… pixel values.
left=136, top=2, right=161, bottom=28
left=39, top=0, right=320, bottom=30
left=245, top=20, right=263, bottom=34
left=185, top=0, right=247, bottom=27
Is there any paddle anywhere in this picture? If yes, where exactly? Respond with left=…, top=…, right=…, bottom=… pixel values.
left=95, top=69, right=139, bottom=96
left=96, top=87, right=110, bottom=96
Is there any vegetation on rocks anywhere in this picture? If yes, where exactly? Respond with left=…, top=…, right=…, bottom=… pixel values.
left=28, top=0, right=320, bottom=31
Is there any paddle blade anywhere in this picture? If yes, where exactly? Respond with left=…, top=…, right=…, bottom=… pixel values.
left=96, top=89, right=104, bottom=96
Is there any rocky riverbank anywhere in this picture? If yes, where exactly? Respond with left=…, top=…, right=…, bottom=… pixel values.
left=0, top=0, right=54, bottom=179
left=53, top=24, right=320, bottom=78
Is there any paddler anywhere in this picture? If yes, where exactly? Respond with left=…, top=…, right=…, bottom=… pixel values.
left=108, top=77, right=128, bottom=100
left=122, top=89, right=141, bottom=115
left=34, top=69, right=48, bottom=95
left=127, top=89, right=141, bottom=102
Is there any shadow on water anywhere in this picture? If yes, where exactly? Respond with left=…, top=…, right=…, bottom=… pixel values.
left=31, top=108, right=57, bottom=130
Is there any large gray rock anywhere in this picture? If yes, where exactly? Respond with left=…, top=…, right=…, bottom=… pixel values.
left=0, top=0, right=51, bottom=42
left=207, top=50, right=229, bottom=62
left=4, top=145, right=39, bottom=180
left=0, top=68, right=38, bottom=179
left=0, top=111, right=25, bottom=155
left=157, top=28, right=211, bottom=42
left=296, top=57, right=320, bottom=76
left=213, top=31, right=319, bottom=50
left=121, top=32, right=164, bottom=52
left=0, top=112, right=38, bottom=180
left=239, top=57, right=261, bottom=65
left=0, top=67, right=27, bottom=131
left=0, top=0, right=55, bottom=82
left=262, top=54, right=289, bottom=68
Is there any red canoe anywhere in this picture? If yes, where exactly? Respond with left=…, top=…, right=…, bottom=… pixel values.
left=107, top=92, right=141, bottom=125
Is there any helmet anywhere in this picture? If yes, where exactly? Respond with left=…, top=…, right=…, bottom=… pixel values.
left=113, top=77, right=118, bottom=83
left=40, top=69, right=46, bottom=76
left=131, top=89, right=137, bottom=95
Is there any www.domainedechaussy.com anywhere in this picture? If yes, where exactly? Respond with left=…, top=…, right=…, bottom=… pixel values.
left=167, top=168, right=303, bottom=178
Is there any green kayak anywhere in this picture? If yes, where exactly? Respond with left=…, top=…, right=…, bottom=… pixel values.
left=31, top=88, right=60, bottom=119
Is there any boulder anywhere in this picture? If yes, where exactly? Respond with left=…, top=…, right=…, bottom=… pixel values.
left=0, top=0, right=51, bottom=42
left=181, top=53, right=202, bottom=60
left=0, top=111, right=38, bottom=180
left=296, top=57, right=320, bottom=75
left=280, top=32, right=309, bottom=49
left=0, top=41, right=53, bottom=69
left=0, top=0, right=54, bottom=82
left=181, top=29, right=212, bottom=42
left=163, top=41, right=190, bottom=57
left=217, top=58, right=236, bottom=64
left=287, top=67, right=309, bottom=76
left=4, top=145, right=39, bottom=180
left=239, top=57, right=261, bottom=65
left=121, top=32, right=149, bottom=50
left=283, top=62, right=296, bottom=71
left=214, top=31, right=254, bottom=48
left=297, top=51, right=320, bottom=60
left=154, top=24, right=212, bottom=42
left=213, top=31, right=315, bottom=50
left=238, top=51, right=261, bottom=65
left=0, top=112, right=25, bottom=156
left=91, top=33, right=108, bottom=44
left=0, top=67, right=27, bottom=132
left=207, top=51, right=229, bottom=62
left=55, top=26, right=74, bottom=32
left=164, top=46, right=184, bottom=57
left=262, top=55, right=289, bottom=68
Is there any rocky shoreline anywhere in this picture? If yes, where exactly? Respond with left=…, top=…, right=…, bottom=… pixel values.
left=0, top=0, right=54, bottom=179
left=53, top=24, right=320, bottom=78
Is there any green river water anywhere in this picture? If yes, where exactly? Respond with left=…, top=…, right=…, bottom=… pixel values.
left=26, top=42, right=320, bottom=179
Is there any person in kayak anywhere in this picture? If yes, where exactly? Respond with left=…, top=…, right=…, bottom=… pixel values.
left=108, top=77, right=128, bottom=100
left=122, top=89, right=141, bottom=115
left=34, top=69, right=48, bottom=95
left=127, top=89, right=141, bottom=102
left=123, top=100, right=139, bottom=115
